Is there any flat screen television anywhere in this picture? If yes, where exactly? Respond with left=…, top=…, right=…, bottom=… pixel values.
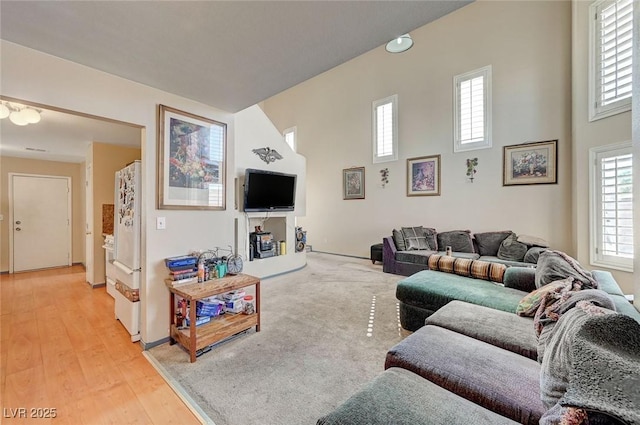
left=243, top=168, right=297, bottom=212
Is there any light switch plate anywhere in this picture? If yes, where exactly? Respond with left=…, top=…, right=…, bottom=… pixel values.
left=156, top=217, right=166, bottom=230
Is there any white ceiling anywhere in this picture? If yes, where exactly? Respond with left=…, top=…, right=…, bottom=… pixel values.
left=0, top=0, right=471, bottom=163
left=0, top=105, right=142, bottom=163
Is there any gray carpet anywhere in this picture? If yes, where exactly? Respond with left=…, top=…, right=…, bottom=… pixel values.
left=147, top=252, right=406, bottom=425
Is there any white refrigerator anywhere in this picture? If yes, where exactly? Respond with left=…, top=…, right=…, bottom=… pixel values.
left=113, top=160, right=142, bottom=342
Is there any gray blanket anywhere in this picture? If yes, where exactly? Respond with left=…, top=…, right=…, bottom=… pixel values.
left=537, top=289, right=616, bottom=362
left=539, top=304, right=640, bottom=424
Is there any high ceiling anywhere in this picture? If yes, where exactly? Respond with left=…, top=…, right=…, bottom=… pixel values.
left=0, top=0, right=471, bottom=162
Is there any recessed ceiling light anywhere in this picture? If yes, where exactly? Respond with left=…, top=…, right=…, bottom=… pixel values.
left=385, top=34, right=413, bottom=53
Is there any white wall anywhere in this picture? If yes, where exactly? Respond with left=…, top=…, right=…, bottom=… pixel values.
left=572, top=1, right=633, bottom=294
left=234, top=105, right=307, bottom=277
left=1, top=41, right=238, bottom=345
left=263, top=2, right=573, bottom=259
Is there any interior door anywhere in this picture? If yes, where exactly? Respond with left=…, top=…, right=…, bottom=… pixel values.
left=11, top=174, right=71, bottom=272
left=85, top=162, right=94, bottom=284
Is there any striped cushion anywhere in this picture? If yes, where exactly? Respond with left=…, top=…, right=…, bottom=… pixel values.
left=428, top=255, right=506, bottom=284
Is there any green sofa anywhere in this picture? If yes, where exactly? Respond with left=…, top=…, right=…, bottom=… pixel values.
left=396, top=264, right=639, bottom=331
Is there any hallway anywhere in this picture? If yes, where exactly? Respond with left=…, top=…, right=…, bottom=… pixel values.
left=1, top=265, right=201, bottom=424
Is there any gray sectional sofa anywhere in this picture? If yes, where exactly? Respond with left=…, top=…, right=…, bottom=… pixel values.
left=383, top=228, right=546, bottom=276
left=317, top=251, right=640, bottom=425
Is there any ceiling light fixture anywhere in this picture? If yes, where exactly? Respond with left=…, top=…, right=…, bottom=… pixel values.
left=385, top=33, right=413, bottom=53
left=0, top=101, right=42, bottom=126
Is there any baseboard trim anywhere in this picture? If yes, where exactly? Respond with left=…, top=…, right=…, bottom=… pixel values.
left=311, top=250, right=368, bottom=260
left=142, top=336, right=171, bottom=351
left=260, top=263, right=308, bottom=280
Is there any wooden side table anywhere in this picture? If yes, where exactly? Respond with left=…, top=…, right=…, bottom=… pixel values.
left=165, top=273, right=260, bottom=363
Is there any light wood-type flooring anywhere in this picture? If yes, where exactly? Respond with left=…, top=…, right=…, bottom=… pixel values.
left=1, top=265, right=201, bottom=424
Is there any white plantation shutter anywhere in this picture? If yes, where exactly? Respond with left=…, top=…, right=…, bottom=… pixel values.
left=454, top=66, right=491, bottom=152
left=590, top=0, right=634, bottom=120
left=206, top=123, right=225, bottom=207
left=377, top=102, right=393, bottom=156
left=284, top=127, right=296, bottom=151
left=372, top=95, right=398, bottom=163
left=459, top=76, right=485, bottom=143
left=590, top=143, right=634, bottom=271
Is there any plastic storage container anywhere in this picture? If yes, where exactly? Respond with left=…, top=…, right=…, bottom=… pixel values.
left=243, top=295, right=255, bottom=315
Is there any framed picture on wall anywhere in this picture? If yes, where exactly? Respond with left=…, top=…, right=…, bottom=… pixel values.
left=503, top=139, right=557, bottom=186
left=157, top=104, right=227, bottom=209
left=343, top=167, right=365, bottom=200
left=407, top=155, right=441, bottom=196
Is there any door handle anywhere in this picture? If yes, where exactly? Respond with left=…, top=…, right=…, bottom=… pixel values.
left=15, top=227, right=21, bottom=231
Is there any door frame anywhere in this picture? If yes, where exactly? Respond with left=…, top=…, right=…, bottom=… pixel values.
left=8, top=173, right=72, bottom=273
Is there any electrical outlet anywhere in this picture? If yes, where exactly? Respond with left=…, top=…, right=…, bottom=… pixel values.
left=156, top=217, right=166, bottom=230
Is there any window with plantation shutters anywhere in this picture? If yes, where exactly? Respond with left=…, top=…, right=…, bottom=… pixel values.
left=589, top=0, right=634, bottom=121
left=372, top=95, right=398, bottom=163
left=590, top=143, right=633, bottom=271
left=454, top=66, right=492, bottom=152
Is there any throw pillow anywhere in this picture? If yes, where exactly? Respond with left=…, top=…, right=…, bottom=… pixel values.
left=517, top=234, right=550, bottom=248
left=497, top=233, right=528, bottom=262
left=473, top=231, right=512, bottom=256
left=524, top=246, right=546, bottom=264
left=392, top=229, right=407, bottom=251
left=401, top=226, right=429, bottom=250
left=428, top=255, right=506, bottom=284
left=516, top=277, right=573, bottom=317
left=422, top=227, right=438, bottom=250
left=436, top=230, right=474, bottom=253
left=535, top=250, right=597, bottom=289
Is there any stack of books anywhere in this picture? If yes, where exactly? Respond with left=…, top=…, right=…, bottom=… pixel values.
left=165, top=255, right=198, bottom=286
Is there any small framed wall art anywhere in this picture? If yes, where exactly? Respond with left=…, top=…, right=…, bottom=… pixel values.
left=503, top=139, right=557, bottom=186
left=157, top=105, right=227, bottom=210
left=343, top=167, right=365, bottom=200
left=407, top=155, right=441, bottom=196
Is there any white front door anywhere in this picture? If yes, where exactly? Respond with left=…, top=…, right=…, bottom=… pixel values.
left=11, top=174, right=71, bottom=272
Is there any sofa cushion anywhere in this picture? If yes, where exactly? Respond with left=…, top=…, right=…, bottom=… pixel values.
left=396, top=270, right=527, bottom=318
left=425, top=300, right=537, bottom=360
left=427, top=255, right=506, bottom=284
left=535, top=250, right=597, bottom=289
left=436, top=230, right=474, bottom=253
left=385, top=325, right=545, bottom=424
left=402, top=226, right=429, bottom=250
left=392, top=229, right=407, bottom=251
left=503, top=266, right=537, bottom=292
left=422, top=227, right=438, bottom=250
left=517, top=234, right=549, bottom=248
left=524, top=246, right=546, bottom=264
left=497, top=233, right=528, bottom=262
left=316, top=368, right=520, bottom=425
left=479, top=255, right=535, bottom=268
left=474, top=231, right=512, bottom=256
left=395, top=250, right=435, bottom=266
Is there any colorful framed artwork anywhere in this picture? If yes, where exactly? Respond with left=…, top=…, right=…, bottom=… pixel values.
left=343, top=167, right=365, bottom=200
left=407, top=155, right=441, bottom=196
left=157, top=105, right=227, bottom=210
left=503, top=140, right=557, bottom=186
